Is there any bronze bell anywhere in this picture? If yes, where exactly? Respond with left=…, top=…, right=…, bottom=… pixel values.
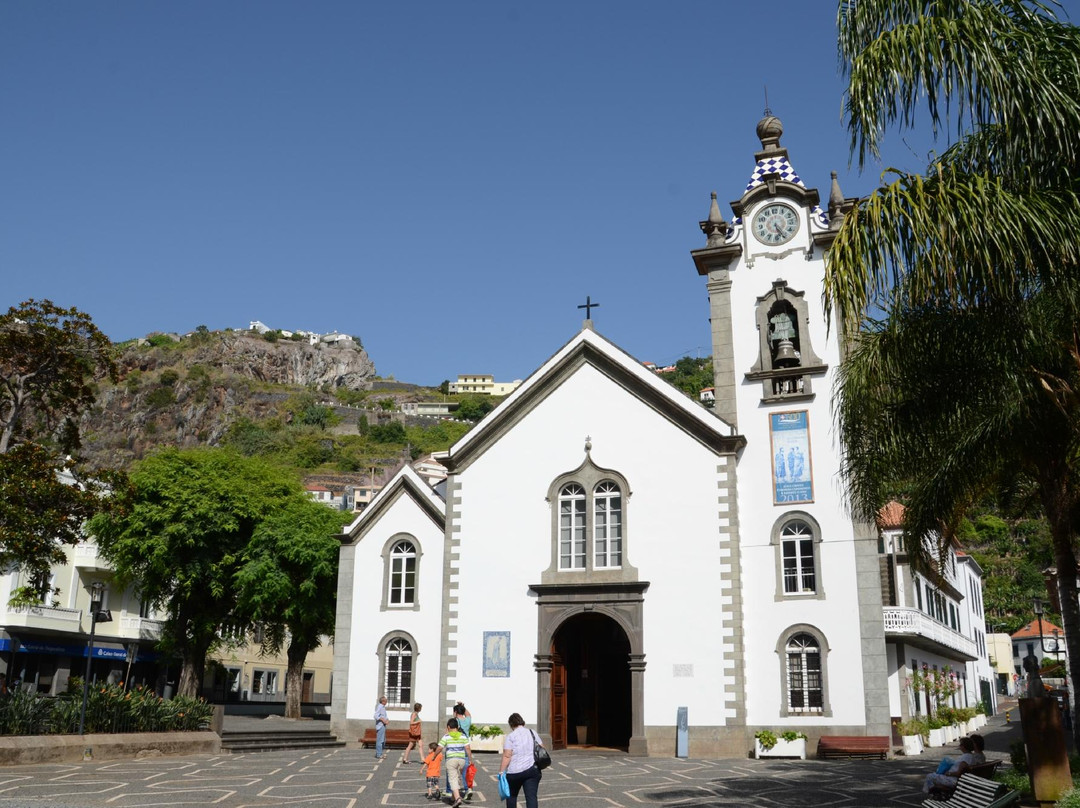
left=773, top=338, right=800, bottom=367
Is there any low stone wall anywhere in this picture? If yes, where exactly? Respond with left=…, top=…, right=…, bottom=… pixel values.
left=0, top=731, right=221, bottom=766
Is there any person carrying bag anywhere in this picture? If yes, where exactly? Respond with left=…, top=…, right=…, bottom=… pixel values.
left=498, top=712, right=545, bottom=808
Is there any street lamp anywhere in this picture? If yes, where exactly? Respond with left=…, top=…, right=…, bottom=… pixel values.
left=1033, top=597, right=1057, bottom=655
left=78, top=582, right=112, bottom=736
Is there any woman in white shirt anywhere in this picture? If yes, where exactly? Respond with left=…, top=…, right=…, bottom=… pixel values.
left=498, top=712, right=542, bottom=808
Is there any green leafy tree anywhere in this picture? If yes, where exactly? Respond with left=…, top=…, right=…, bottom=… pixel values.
left=829, top=0, right=1080, bottom=742
left=88, top=448, right=311, bottom=697
left=455, top=394, right=498, bottom=422
left=0, top=300, right=119, bottom=593
left=234, top=499, right=348, bottom=718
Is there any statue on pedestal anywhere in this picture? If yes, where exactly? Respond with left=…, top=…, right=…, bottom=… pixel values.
left=1024, top=653, right=1045, bottom=697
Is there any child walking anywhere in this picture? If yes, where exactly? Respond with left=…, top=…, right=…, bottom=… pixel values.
left=423, top=742, right=443, bottom=800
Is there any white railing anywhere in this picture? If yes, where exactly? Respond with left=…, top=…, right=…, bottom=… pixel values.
left=883, top=607, right=978, bottom=658
left=73, top=543, right=112, bottom=570
left=119, top=616, right=164, bottom=639
left=5, top=604, right=83, bottom=628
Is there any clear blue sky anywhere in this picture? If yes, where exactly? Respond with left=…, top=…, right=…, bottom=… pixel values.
left=4, top=2, right=1074, bottom=385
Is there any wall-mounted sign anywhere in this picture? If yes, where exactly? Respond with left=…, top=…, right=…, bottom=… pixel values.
left=770, top=410, right=814, bottom=504
left=483, top=631, right=510, bottom=678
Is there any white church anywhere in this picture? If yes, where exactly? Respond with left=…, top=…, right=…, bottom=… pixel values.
left=330, top=116, right=988, bottom=757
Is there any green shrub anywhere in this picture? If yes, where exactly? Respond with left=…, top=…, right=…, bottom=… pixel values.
left=1056, top=787, right=1080, bottom=808
left=146, top=387, right=176, bottom=409
left=159, top=369, right=180, bottom=387
left=754, top=729, right=778, bottom=750
left=1010, top=739, right=1028, bottom=775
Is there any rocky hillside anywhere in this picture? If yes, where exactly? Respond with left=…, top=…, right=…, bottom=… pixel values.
left=80, top=330, right=380, bottom=470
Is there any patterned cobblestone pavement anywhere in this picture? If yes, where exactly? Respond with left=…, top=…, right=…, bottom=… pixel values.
left=0, top=709, right=1029, bottom=808
left=0, top=747, right=945, bottom=808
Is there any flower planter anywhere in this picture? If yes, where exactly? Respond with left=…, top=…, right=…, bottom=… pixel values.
left=926, top=728, right=947, bottom=748
left=755, top=738, right=806, bottom=759
left=901, top=734, right=924, bottom=756
left=469, top=734, right=505, bottom=753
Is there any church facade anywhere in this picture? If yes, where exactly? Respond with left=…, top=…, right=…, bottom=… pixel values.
left=331, top=116, right=896, bottom=758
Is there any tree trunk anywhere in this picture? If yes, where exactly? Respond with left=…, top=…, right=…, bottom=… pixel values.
left=1037, top=464, right=1080, bottom=749
left=176, top=639, right=211, bottom=698
left=284, top=641, right=307, bottom=720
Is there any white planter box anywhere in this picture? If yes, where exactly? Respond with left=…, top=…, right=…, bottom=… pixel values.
left=755, top=738, right=806, bottom=759
left=902, top=735, right=924, bottom=756
left=469, top=735, right=505, bottom=753
left=927, top=728, right=947, bottom=748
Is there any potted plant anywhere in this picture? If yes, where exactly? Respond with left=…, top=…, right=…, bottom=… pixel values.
left=468, top=724, right=506, bottom=753
left=926, top=716, right=947, bottom=748
left=896, top=717, right=927, bottom=756
left=754, top=729, right=807, bottom=759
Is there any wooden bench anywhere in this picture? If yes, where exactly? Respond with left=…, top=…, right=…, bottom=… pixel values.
left=817, top=735, right=890, bottom=759
left=927, top=760, right=1002, bottom=799
left=922, top=771, right=1020, bottom=808
left=360, top=728, right=413, bottom=749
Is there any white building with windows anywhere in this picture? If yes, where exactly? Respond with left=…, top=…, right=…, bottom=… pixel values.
left=331, top=115, right=987, bottom=757
left=878, top=503, right=995, bottom=726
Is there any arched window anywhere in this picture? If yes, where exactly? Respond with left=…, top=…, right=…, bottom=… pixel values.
left=559, top=483, right=587, bottom=570
left=770, top=512, right=824, bottom=600
left=593, top=480, right=622, bottom=568
left=776, top=625, right=831, bottom=717
left=380, top=534, right=422, bottom=611
left=383, top=637, right=413, bottom=708
left=785, top=633, right=822, bottom=713
left=780, top=520, right=815, bottom=594
left=544, top=456, right=635, bottom=585
left=389, top=540, right=417, bottom=605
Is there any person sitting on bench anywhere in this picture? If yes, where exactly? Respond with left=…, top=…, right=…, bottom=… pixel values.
left=923, top=737, right=982, bottom=794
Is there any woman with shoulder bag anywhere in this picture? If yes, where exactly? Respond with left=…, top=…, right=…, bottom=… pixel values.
left=498, top=712, right=543, bottom=808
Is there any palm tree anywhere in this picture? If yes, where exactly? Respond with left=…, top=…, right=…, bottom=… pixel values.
left=828, top=0, right=1080, bottom=741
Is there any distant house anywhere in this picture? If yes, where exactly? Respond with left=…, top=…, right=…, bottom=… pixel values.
left=306, top=484, right=343, bottom=509
left=401, top=401, right=460, bottom=417
left=249, top=321, right=271, bottom=334
left=699, top=387, right=715, bottom=403
left=448, top=374, right=522, bottom=396
left=1011, top=618, right=1067, bottom=679
left=320, top=332, right=355, bottom=347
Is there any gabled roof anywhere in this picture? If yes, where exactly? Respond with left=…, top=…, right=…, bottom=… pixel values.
left=339, top=464, right=445, bottom=545
left=877, top=500, right=906, bottom=530
left=439, top=326, right=744, bottom=474
left=1011, top=619, right=1064, bottom=640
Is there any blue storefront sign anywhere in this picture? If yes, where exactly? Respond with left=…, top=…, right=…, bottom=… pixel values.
left=0, top=638, right=157, bottom=662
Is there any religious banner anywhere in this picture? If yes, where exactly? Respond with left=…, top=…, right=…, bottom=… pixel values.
left=770, top=410, right=813, bottom=504
left=483, top=631, right=510, bottom=678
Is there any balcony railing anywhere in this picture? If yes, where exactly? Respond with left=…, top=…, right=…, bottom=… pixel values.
left=73, top=543, right=113, bottom=571
left=118, top=616, right=164, bottom=641
left=883, top=607, right=978, bottom=660
left=3, top=604, right=83, bottom=632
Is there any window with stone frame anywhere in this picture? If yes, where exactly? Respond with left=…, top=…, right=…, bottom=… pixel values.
left=770, top=512, right=825, bottom=600
left=543, top=449, right=637, bottom=586
left=380, top=534, right=422, bottom=611
left=388, top=539, right=417, bottom=605
left=776, top=624, right=831, bottom=717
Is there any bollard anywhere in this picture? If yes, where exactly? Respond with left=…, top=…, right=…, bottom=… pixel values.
left=1005, top=710, right=1011, bottom=723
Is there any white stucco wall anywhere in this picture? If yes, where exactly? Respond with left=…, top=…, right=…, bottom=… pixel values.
left=446, top=363, right=731, bottom=729
left=342, top=487, right=445, bottom=725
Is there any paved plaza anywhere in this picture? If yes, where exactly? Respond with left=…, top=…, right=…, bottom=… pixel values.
left=0, top=707, right=1034, bottom=808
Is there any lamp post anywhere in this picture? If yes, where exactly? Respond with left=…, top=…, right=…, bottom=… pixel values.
left=78, top=582, right=112, bottom=736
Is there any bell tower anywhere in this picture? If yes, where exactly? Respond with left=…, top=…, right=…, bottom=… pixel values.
left=689, top=114, right=890, bottom=741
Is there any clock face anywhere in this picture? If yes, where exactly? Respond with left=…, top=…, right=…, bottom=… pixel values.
left=752, top=203, right=799, bottom=245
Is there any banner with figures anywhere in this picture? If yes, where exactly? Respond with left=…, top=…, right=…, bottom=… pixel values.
left=770, top=410, right=814, bottom=504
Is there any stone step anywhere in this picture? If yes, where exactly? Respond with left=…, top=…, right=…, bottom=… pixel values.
left=220, top=729, right=345, bottom=753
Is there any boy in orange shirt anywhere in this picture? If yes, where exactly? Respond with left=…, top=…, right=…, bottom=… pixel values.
left=423, top=742, right=443, bottom=800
